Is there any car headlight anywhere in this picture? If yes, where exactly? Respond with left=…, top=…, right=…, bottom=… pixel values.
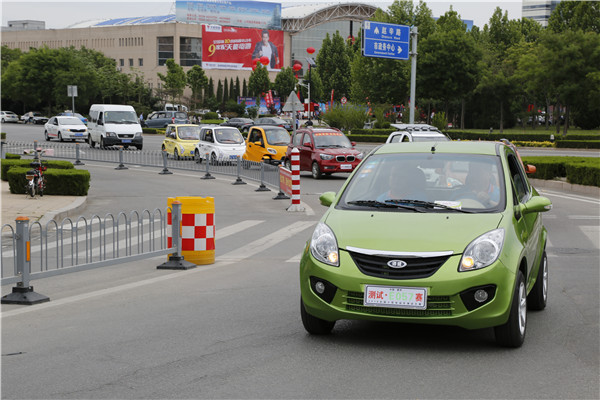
left=267, top=148, right=277, bottom=155
left=310, top=222, right=339, bottom=267
left=356, top=152, right=364, bottom=159
left=106, top=132, right=117, bottom=137
left=135, top=132, right=142, bottom=137
left=320, top=154, right=334, bottom=160
left=460, top=228, right=505, bottom=272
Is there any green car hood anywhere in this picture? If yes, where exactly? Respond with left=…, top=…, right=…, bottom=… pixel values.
left=324, top=209, right=504, bottom=254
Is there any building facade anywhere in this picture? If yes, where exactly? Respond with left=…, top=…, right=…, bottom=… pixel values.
left=522, top=0, right=561, bottom=27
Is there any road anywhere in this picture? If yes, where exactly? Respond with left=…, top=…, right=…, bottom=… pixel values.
left=1, top=122, right=599, bottom=399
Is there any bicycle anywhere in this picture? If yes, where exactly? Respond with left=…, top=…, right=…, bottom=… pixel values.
left=25, top=160, right=47, bottom=198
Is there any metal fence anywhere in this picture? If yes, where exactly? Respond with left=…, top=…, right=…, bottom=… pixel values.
left=2, top=140, right=283, bottom=191
left=1, top=202, right=194, bottom=304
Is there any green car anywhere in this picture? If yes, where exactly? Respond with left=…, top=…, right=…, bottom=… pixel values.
left=300, top=141, right=552, bottom=347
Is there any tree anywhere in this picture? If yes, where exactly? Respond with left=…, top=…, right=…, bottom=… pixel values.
left=242, top=78, right=248, bottom=97
left=419, top=8, right=480, bottom=129
left=316, top=32, right=351, bottom=101
left=548, top=1, right=600, bottom=34
left=157, top=59, right=186, bottom=105
left=248, top=63, right=270, bottom=109
left=234, top=76, right=241, bottom=100
left=223, top=78, right=229, bottom=103
left=186, top=65, right=208, bottom=108
left=274, top=67, right=298, bottom=101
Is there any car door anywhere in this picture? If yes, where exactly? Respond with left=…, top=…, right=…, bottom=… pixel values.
left=299, top=132, right=314, bottom=171
left=47, top=117, right=58, bottom=138
left=244, top=127, right=265, bottom=161
left=163, top=126, right=174, bottom=154
left=507, top=151, right=540, bottom=279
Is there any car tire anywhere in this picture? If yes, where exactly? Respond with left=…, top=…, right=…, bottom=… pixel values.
left=58, top=132, right=63, bottom=142
left=495, top=271, right=527, bottom=348
left=136, top=145, right=143, bottom=150
left=44, top=131, right=50, bottom=141
left=311, top=162, right=322, bottom=179
left=301, top=298, right=335, bottom=335
left=1, top=118, right=4, bottom=123
left=100, top=137, right=106, bottom=149
left=194, top=150, right=202, bottom=164
left=210, top=152, right=219, bottom=166
left=528, top=251, right=548, bottom=311
left=88, top=137, right=96, bottom=148
left=174, top=148, right=180, bottom=160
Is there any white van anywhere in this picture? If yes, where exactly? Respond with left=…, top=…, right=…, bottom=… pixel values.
left=164, top=103, right=188, bottom=112
left=88, top=104, right=143, bottom=150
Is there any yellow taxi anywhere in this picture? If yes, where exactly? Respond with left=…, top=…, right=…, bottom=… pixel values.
left=242, top=125, right=290, bottom=165
left=161, top=124, right=201, bottom=159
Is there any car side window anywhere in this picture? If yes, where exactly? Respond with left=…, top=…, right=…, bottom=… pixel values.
left=402, top=134, right=410, bottom=142
left=249, top=129, right=260, bottom=143
left=507, top=153, right=529, bottom=204
left=205, top=130, right=214, bottom=143
left=292, top=132, right=303, bottom=146
left=302, top=133, right=312, bottom=147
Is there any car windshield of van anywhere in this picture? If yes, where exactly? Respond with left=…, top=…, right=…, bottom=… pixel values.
left=176, top=126, right=201, bottom=140
left=264, top=127, right=290, bottom=145
left=215, top=128, right=244, bottom=144
left=104, top=111, right=138, bottom=124
left=340, top=153, right=505, bottom=213
left=174, top=112, right=187, bottom=119
left=314, top=131, right=351, bottom=148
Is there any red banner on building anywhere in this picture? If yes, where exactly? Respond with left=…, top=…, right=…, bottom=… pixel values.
left=202, top=25, right=284, bottom=71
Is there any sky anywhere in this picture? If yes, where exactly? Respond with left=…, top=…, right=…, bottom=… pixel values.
left=1, top=0, right=522, bottom=30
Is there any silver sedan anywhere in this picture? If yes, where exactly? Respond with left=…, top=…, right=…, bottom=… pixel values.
left=44, top=116, right=88, bottom=142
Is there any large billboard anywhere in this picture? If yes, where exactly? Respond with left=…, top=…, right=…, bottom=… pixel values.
left=202, top=25, right=284, bottom=71
left=176, top=1, right=282, bottom=30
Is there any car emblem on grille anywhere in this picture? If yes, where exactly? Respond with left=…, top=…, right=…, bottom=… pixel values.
left=387, top=260, right=408, bottom=269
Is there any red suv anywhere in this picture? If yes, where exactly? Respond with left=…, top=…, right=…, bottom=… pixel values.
left=284, top=127, right=364, bottom=179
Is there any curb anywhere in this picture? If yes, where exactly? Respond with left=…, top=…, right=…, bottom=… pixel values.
left=530, top=178, right=600, bottom=197
left=38, top=196, right=88, bottom=227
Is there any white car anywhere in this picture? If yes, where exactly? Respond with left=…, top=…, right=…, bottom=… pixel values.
left=386, top=123, right=451, bottom=143
left=1, top=111, right=19, bottom=123
left=44, top=116, right=88, bottom=142
left=194, top=126, right=246, bottom=164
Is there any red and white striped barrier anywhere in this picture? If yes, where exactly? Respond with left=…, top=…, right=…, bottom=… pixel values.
left=287, top=148, right=305, bottom=212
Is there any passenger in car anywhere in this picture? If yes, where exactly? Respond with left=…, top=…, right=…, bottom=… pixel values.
left=460, top=163, right=500, bottom=206
left=377, top=164, right=427, bottom=202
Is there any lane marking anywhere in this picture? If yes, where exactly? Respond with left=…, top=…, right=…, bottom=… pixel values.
left=2, top=221, right=316, bottom=318
left=219, top=221, right=316, bottom=261
left=538, top=189, right=600, bottom=205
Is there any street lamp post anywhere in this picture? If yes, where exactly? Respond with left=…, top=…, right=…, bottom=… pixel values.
left=306, top=47, right=315, bottom=120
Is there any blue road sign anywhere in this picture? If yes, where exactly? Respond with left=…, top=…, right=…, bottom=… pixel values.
left=362, top=21, right=410, bottom=61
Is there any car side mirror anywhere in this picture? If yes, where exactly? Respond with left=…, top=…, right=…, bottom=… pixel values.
left=253, top=141, right=263, bottom=147
left=516, top=195, right=552, bottom=216
left=525, top=164, right=536, bottom=174
left=319, top=191, right=336, bottom=207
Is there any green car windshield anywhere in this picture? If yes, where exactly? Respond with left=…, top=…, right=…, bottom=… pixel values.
left=340, top=152, right=505, bottom=212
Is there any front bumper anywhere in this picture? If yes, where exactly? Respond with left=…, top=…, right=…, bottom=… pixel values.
left=63, top=132, right=88, bottom=140
left=299, top=247, right=516, bottom=330
left=102, top=135, right=143, bottom=147
left=318, top=159, right=361, bottom=174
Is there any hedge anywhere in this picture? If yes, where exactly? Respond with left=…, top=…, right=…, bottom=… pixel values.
left=554, top=140, right=600, bottom=149
left=5, top=153, right=21, bottom=159
left=522, top=156, right=599, bottom=187
left=1, top=159, right=74, bottom=181
left=7, top=166, right=90, bottom=195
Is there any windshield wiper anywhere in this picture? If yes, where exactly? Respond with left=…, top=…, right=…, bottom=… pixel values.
left=347, top=200, right=424, bottom=212
left=386, top=199, right=473, bottom=213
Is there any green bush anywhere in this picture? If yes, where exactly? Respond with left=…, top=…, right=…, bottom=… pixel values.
left=5, top=153, right=21, bottom=159
left=432, top=112, right=447, bottom=131
left=522, top=156, right=599, bottom=186
left=323, top=104, right=369, bottom=131
left=554, top=140, right=600, bottom=149
left=1, top=132, right=6, bottom=140
left=142, top=127, right=162, bottom=134
left=199, top=119, right=224, bottom=125
left=1, top=159, right=74, bottom=181
left=7, top=167, right=90, bottom=195
left=203, top=112, right=219, bottom=120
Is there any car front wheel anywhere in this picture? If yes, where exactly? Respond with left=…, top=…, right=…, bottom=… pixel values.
left=528, top=251, right=548, bottom=311
left=194, top=150, right=202, bottom=164
left=44, top=131, right=50, bottom=141
left=311, top=162, right=322, bottom=179
left=495, top=271, right=527, bottom=348
left=285, top=158, right=292, bottom=170
left=301, top=298, right=335, bottom=335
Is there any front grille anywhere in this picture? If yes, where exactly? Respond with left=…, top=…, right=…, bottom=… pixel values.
left=346, top=291, right=453, bottom=317
left=335, top=155, right=356, bottom=162
left=348, top=250, right=450, bottom=279
left=70, top=128, right=86, bottom=133
left=119, top=134, right=134, bottom=138
left=346, top=155, right=355, bottom=162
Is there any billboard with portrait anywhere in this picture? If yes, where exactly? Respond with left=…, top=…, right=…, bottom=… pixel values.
left=202, top=25, right=284, bottom=71
left=176, top=1, right=282, bottom=30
